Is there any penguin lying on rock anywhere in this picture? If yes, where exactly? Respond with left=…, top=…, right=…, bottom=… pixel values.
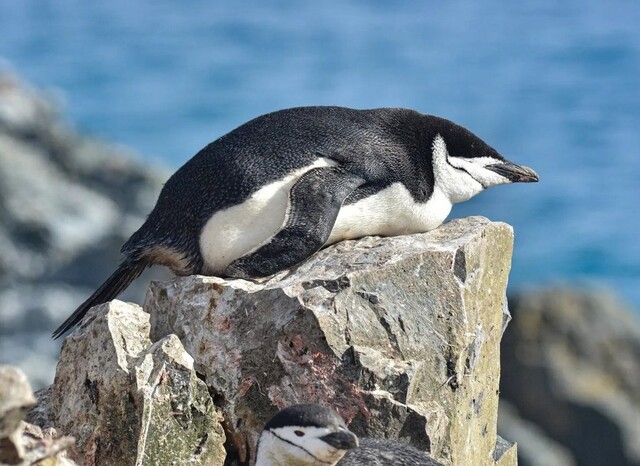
left=256, top=404, right=443, bottom=465
left=53, top=106, right=538, bottom=338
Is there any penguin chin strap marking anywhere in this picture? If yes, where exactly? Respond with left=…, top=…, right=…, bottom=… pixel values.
left=269, top=431, right=334, bottom=465
left=431, top=133, right=487, bottom=194
left=445, top=157, right=488, bottom=190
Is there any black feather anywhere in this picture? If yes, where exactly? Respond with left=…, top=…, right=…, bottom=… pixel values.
left=52, top=259, right=148, bottom=339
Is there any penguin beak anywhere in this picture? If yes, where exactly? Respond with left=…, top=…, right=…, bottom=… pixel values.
left=485, top=161, right=539, bottom=183
left=320, top=430, right=359, bottom=450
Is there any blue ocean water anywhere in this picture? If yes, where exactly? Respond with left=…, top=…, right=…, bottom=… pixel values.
left=1, top=0, right=639, bottom=309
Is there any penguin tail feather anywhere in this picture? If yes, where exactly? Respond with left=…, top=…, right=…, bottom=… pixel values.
left=52, top=259, right=149, bottom=340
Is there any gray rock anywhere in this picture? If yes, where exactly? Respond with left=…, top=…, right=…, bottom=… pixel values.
left=9, top=422, right=77, bottom=466
left=131, top=335, right=227, bottom=466
left=498, top=401, right=575, bottom=466
left=0, top=365, right=76, bottom=465
left=500, top=288, right=640, bottom=466
left=45, top=300, right=226, bottom=465
left=0, top=73, right=170, bottom=388
left=0, top=365, right=35, bottom=435
left=493, top=435, right=518, bottom=466
left=0, top=365, right=35, bottom=462
left=146, top=216, right=516, bottom=466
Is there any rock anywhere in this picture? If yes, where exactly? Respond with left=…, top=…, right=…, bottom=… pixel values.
left=493, top=436, right=518, bottom=466
left=500, top=288, right=640, bottom=466
left=0, top=365, right=76, bottom=465
left=0, top=365, right=35, bottom=463
left=0, top=73, right=170, bottom=388
left=146, top=216, right=515, bottom=466
left=132, top=335, right=226, bottom=466
left=498, top=401, right=575, bottom=466
left=0, top=366, right=35, bottom=435
left=47, top=300, right=226, bottom=465
left=10, top=423, right=77, bottom=466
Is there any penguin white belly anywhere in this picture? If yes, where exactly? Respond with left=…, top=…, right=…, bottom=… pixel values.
left=199, top=158, right=336, bottom=273
left=328, top=183, right=452, bottom=244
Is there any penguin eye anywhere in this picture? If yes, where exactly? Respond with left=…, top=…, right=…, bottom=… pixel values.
left=294, top=430, right=305, bottom=437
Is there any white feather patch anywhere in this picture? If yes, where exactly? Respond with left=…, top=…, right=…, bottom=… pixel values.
left=199, top=158, right=336, bottom=274
left=328, top=182, right=452, bottom=244
left=432, top=134, right=512, bottom=201
left=432, top=134, right=490, bottom=203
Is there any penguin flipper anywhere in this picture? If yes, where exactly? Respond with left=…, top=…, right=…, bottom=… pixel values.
left=52, top=259, right=148, bottom=339
left=225, top=167, right=365, bottom=278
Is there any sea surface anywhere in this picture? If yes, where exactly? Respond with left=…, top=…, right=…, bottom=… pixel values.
left=1, top=0, right=639, bottom=310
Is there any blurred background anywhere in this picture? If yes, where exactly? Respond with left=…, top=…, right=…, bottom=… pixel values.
left=0, top=1, right=638, bottom=465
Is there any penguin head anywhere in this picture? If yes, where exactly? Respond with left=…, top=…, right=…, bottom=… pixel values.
left=256, top=404, right=359, bottom=465
left=427, top=116, right=538, bottom=203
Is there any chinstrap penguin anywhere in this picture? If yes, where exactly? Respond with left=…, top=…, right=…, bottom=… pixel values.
left=255, top=403, right=443, bottom=465
left=53, top=106, right=538, bottom=338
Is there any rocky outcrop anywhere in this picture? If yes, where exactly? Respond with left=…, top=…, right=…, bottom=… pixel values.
left=0, top=73, right=169, bottom=387
left=0, top=365, right=76, bottom=465
left=497, top=400, right=576, bottom=466
left=43, top=300, right=227, bottom=465
left=499, top=289, right=640, bottom=466
left=147, top=216, right=516, bottom=466
left=27, top=216, right=517, bottom=465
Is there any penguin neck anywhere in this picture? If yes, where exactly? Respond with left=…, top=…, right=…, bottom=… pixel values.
left=255, top=431, right=339, bottom=466
left=438, top=173, right=484, bottom=204
left=255, top=432, right=283, bottom=466
left=431, top=136, right=485, bottom=204
left=255, top=432, right=306, bottom=466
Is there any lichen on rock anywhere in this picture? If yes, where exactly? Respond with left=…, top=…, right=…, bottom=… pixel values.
left=46, top=301, right=226, bottom=465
